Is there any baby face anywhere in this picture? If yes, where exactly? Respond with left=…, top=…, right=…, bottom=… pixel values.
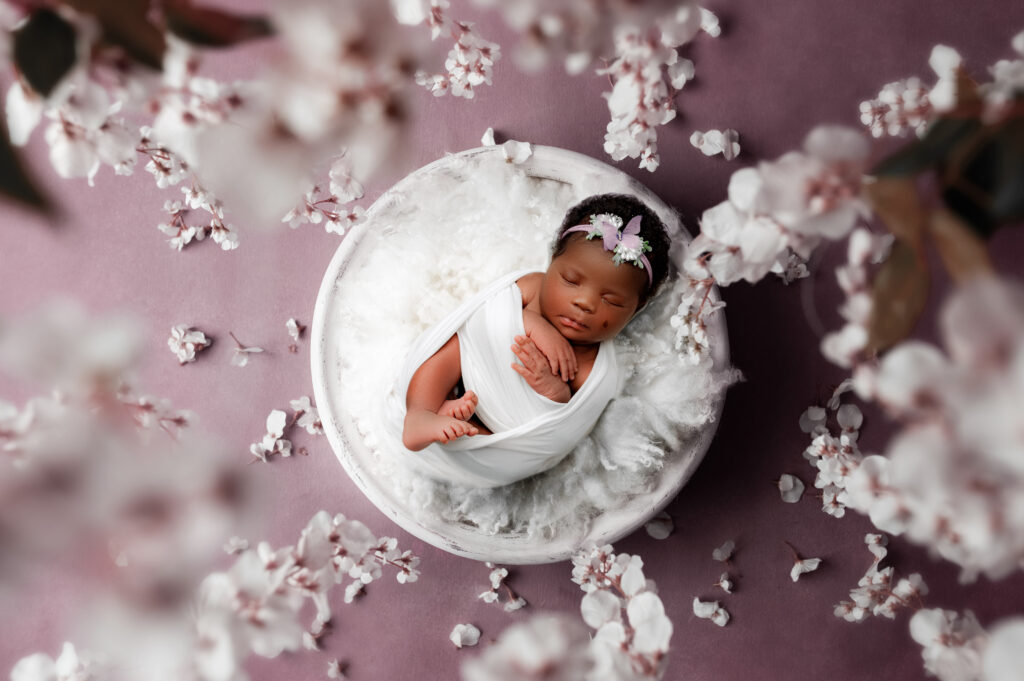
left=538, top=236, right=646, bottom=344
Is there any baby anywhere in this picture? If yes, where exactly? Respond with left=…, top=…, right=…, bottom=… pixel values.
left=401, top=193, right=671, bottom=452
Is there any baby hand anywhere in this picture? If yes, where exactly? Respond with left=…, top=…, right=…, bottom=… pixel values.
left=524, top=320, right=577, bottom=382
left=511, top=335, right=572, bottom=403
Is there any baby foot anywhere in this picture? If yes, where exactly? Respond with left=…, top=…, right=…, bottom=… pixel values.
left=439, top=390, right=478, bottom=421
left=402, top=409, right=479, bottom=451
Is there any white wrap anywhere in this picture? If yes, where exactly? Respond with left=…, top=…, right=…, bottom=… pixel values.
left=388, top=270, right=619, bottom=488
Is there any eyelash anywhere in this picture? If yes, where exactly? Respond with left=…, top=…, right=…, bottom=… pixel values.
left=563, top=275, right=623, bottom=307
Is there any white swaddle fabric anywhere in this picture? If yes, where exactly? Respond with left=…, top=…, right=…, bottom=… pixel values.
left=388, top=269, right=619, bottom=488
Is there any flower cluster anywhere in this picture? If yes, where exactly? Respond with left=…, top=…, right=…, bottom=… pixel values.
left=843, top=277, right=1024, bottom=582
left=479, top=563, right=527, bottom=612
left=461, top=614, right=594, bottom=681
left=859, top=78, right=932, bottom=138
left=196, top=509, right=419, bottom=680
left=407, top=0, right=501, bottom=99
left=819, top=227, right=894, bottom=369
left=9, top=643, right=102, bottom=681
left=572, top=545, right=673, bottom=679
left=249, top=396, right=323, bottom=462
left=672, top=125, right=871, bottom=364
left=910, top=611, right=1024, bottom=681
left=834, top=534, right=927, bottom=623
left=6, top=14, right=139, bottom=186
left=600, top=6, right=719, bottom=171
left=0, top=303, right=253, bottom=675
left=282, top=155, right=367, bottom=235
left=799, top=397, right=865, bottom=519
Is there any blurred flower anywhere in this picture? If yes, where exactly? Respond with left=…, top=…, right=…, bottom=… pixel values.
left=778, top=474, right=805, bottom=503
left=909, top=609, right=985, bottom=681
left=461, top=614, right=592, bottom=681
left=644, top=511, right=673, bottom=539
left=712, top=540, right=735, bottom=563
left=689, top=129, right=740, bottom=160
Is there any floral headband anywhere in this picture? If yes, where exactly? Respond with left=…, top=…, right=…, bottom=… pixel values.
left=561, top=213, right=653, bottom=285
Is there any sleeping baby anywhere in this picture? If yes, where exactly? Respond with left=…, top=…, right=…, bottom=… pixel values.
left=392, top=193, right=672, bottom=488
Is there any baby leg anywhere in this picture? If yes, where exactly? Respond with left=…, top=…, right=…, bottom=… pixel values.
left=403, top=335, right=479, bottom=451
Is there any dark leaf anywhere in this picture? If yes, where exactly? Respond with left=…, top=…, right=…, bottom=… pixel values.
left=867, top=239, right=929, bottom=355
left=928, top=209, right=994, bottom=283
left=934, top=112, right=1024, bottom=236
left=990, top=113, right=1024, bottom=223
left=164, top=1, right=273, bottom=48
left=871, top=117, right=981, bottom=177
left=864, top=176, right=927, bottom=247
left=0, top=117, right=51, bottom=213
left=12, top=9, right=78, bottom=97
left=64, top=0, right=166, bottom=69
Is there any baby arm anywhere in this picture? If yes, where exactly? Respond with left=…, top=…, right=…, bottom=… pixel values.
left=522, top=308, right=578, bottom=382
left=511, top=335, right=572, bottom=403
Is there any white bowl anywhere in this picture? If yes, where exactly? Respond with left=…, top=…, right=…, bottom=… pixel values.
left=311, top=145, right=728, bottom=564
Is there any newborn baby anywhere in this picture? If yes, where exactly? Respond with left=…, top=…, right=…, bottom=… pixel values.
left=401, top=193, right=671, bottom=455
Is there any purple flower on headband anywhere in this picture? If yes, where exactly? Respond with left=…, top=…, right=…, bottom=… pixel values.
left=603, top=215, right=644, bottom=261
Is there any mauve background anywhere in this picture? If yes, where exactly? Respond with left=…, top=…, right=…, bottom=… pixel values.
left=3, top=1, right=1024, bottom=679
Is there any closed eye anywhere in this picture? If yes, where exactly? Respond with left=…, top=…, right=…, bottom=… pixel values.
left=561, top=274, right=579, bottom=286
left=603, top=298, right=624, bottom=307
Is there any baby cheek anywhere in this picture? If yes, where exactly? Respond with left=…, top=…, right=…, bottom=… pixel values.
left=602, top=321, right=608, bottom=329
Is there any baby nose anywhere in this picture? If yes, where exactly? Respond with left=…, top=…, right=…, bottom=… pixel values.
left=573, top=291, right=596, bottom=313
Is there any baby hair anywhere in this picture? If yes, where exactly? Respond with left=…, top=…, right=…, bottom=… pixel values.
left=553, top=193, right=672, bottom=306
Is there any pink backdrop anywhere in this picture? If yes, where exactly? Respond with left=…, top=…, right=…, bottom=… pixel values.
left=3, top=1, right=1024, bottom=679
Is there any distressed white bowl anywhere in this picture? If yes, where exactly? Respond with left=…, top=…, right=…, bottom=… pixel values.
left=311, top=145, right=728, bottom=564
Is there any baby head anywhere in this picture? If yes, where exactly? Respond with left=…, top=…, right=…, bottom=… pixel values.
left=539, top=194, right=671, bottom=345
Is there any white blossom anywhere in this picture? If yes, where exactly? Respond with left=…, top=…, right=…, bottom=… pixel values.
left=715, top=573, right=733, bottom=594
left=778, top=474, right=805, bottom=503
left=228, top=332, right=264, bottom=367
left=689, top=129, right=740, bottom=160
left=326, top=659, right=347, bottom=679
left=450, top=623, right=482, bottom=648
left=692, top=597, right=729, bottom=627
left=790, top=557, right=822, bottom=582
left=501, top=139, right=532, bottom=164
left=290, top=396, right=324, bottom=435
left=644, top=511, right=674, bottom=539
left=167, top=324, right=211, bottom=365
left=712, top=540, right=735, bottom=563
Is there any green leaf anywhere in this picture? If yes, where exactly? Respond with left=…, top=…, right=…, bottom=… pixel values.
left=165, top=2, right=273, bottom=48
left=0, top=116, right=51, bottom=213
left=867, top=239, right=929, bottom=355
left=871, top=117, right=981, bottom=177
left=12, top=9, right=78, bottom=97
